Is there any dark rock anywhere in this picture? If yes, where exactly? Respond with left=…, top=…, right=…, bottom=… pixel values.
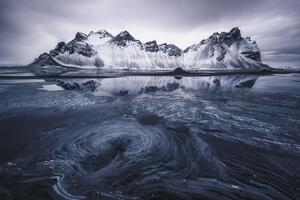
left=54, top=42, right=67, bottom=53
left=209, top=47, right=215, bottom=57
left=49, top=42, right=67, bottom=57
left=31, top=32, right=97, bottom=65
left=259, top=68, right=273, bottom=73
left=162, top=83, right=180, bottom=91
left=111, top=31, right=142, bottom=47
left=183, top=44, right=196, bottom=53
left=94, top=57, right=104, bottom=67
left=82, top=80, right=98, bottom=92
left=158, top=43, right=182, bottom=56
left=241, top=51, right=261, bottom=62
left=75, top=32, right=88, bottom=41
left=235, top=79, right=257, bottom=88
left=57, top=80, right=98, bottom=92
left=173, top=67, right=187, bottom=75
left=213, top=79, right=221, bottom=87
left=116, top=90, right=129, bottom=96
left=66, top=41, right=97, bottom=57
left=144, top=86, right=158, bottom=93
left=144, top=40, right=159, bottom=52
left=216, top=56, right=223, bottom=61
left=31, top=53, right=57, bottom=66
left=206, top=27, right=242, bottom=47
left=229, top=27, right=241, bottom=40
left=60, top=32, right=97, bottom=57
left=93, top=29, right=114, bottom=38
left=174, top=76, right=183, bottom=80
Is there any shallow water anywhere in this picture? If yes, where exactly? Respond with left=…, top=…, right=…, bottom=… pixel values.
left=0, top=74, right=299, bottom=200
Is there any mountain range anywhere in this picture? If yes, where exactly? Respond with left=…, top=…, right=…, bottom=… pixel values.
left=30, top=27, right=269, bottom=70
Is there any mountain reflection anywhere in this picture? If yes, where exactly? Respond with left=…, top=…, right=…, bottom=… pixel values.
left=55, top=75, right=258, bottom=95
left=61, top=75, right=258, bottom=95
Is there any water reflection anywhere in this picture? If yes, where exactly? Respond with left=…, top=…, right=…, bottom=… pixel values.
left=55, top=75, right=258, bottom=95
left=96, top=75, right=258, bottom=95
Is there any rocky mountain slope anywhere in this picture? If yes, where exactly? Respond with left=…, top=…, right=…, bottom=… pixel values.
left=30, top=27, right=269, bottom=70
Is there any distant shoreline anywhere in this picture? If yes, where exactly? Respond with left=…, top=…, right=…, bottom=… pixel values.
left=0, top=67, right=299, bottom=80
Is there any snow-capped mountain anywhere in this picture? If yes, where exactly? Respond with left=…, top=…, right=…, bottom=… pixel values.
left=30, top=27, right=269, bottom=70
left=183, top=28, right=266, bottom=69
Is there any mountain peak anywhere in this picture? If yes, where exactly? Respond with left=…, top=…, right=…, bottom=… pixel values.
left=229, top=27, right=241, bottom=39
left=75, top=32, right=88, bottom=41
left=203, top=27, right=243, bottom=47
left=95, top=29, right=113, bottom=37
left=145, top=40, right=157, bottom=45
left=88, top=29, right=113, bottom=38
left=111, top=31, right=137, bottom=46
left=229, top=27, right=240, bottom=32
left=117, top=31, right=135, bottom=40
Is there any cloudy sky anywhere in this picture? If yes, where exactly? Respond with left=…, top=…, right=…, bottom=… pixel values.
left=0, top=0, right=299, bottom=68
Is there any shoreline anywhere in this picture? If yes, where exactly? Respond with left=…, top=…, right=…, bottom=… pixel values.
left=0, top=67, right=299, bottom=79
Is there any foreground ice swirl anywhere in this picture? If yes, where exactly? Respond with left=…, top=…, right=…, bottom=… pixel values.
left=0, top=75, right=299, bottom=200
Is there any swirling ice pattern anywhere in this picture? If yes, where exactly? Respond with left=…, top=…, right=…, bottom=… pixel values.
left=13, top=119, right=229, bottom=199
left=2, top=114, right=298, bottom=200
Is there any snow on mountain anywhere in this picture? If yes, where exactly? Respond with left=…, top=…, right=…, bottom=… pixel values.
left=30, top=27, right=269, bottom=70
left=87, top=29, right=114, bottom=46
left=183, top=28, right=267, bottom=69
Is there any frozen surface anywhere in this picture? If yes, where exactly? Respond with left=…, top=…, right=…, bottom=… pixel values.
left=0, top=74, right=299, bottom=200
left=40, top=84, right=64, bottom=91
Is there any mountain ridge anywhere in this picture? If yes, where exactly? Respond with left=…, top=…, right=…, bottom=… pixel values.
left=30, top=27, right=269, bottom=70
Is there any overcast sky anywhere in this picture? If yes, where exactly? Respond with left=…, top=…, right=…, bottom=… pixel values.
left=0, top=0, right=299, bottom=68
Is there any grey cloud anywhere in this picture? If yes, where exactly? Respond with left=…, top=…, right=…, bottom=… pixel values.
left=0, top=0, right=299, bottom=68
